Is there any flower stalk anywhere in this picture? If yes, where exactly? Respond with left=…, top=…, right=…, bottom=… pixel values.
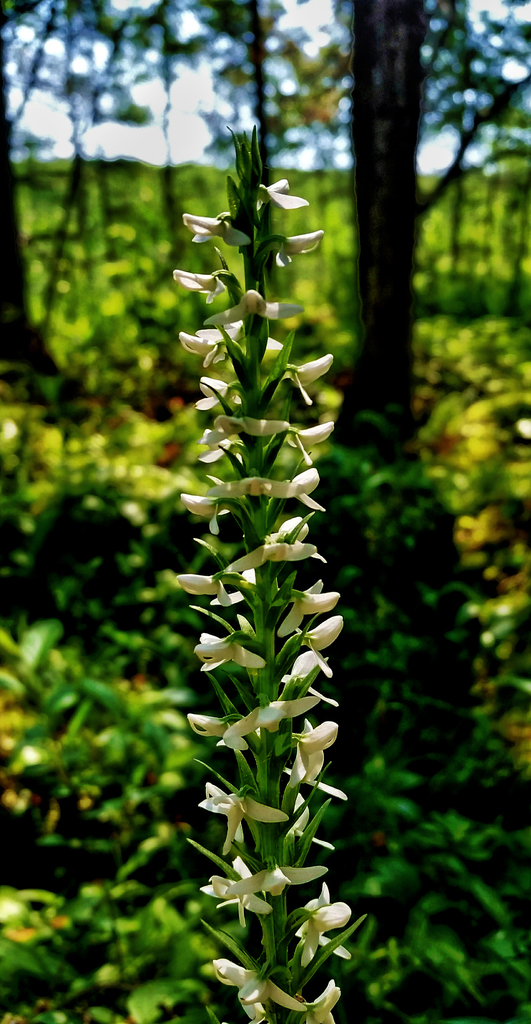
left=176, top=129, right=364, bottom=1024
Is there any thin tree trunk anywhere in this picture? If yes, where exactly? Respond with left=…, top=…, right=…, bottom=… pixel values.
left=249, top=0, right=268, bottom=184
left=335, top=0, right=426, bottom=446
left=506, top=166, right=531, bottom=315
left=0, top=13, right=56, bottom=374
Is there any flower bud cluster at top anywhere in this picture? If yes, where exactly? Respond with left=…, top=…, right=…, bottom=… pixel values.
left=174, top=129, right=363, bottom=1024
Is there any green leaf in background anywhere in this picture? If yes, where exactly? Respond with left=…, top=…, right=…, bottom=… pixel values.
left=19, top=619, right=64, bottom=668
left=0, top=669, right=24, bottom=695
left=33, top=1014, right=81, bottom=1024
left=126, top=979, right=186, bottom=1024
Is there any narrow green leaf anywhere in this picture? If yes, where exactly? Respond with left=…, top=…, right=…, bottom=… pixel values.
left=194, top=759, right=235, bottom=792
left=229, top=629, right=265, bottom=657
left=210, top=675, right=240, bottom=718
left=219, top=327, right=249, bottom=388
left=201, top=919, right=258, bottom=971
left=260, top=330, right=295, bottom=408
left=295, top=915, right=367, bottom=989
left=293, top=800, right=331, bottom=867
left=214, top=246, right=229, bottom=271
left=224, top=671, right=256, bottom=712
left=187, top=839, right=238, bottom=880
left=206, top=1007, right=223, bottom=1024
left=226, top=175, right=241, bottom=220
left=275, top=633, right=303, bottom=681
left=189, top=605, right=235, bottom=632
left=193, top=537, right=225, bottom=571
left=251, top=125, right=262, bottom=180
left=234, top=749, right=258, bottom=792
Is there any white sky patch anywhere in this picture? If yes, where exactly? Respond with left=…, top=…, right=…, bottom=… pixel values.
left=417, top=125, right=461, bottom=175
left=8, top=0, right=531, bottom=170
left=84, top=122, right=168, bottom=164
left=17, top=90, right=74, bottom=158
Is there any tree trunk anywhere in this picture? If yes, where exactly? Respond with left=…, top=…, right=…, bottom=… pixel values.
left=0, top=12, right=57, bottom=375
left=249, top=0, right=268, bottom=184
left=335, top=0, right=426, bottom=446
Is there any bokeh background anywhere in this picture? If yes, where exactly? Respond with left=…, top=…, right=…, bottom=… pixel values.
left=3, top=2, right=531, bottom=1023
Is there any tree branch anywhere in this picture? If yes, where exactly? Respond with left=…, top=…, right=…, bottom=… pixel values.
left=418, top=70, right=531, bottom=212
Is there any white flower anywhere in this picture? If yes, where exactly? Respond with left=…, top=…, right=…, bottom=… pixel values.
left=222, top=695, right=320, bottom=750
left=280, top=650, right=339, bottom=706
left=201, top=856, right=272, bottom=926
left=289, top=421, right=335, bottom=466
left=173, top=268, right=226, bottom=303
left=288, top=719, right=338, bottom=788
left=258, top=178, right=309, bottom=210
left=179, top=322, right=243, bottom=368
left=295, top=883, right=351, bottom=966
left=194, top=632, right=265, bottom=672
left=207, top=468, right=325, bottom=512
left=287, top=355, right=334, bottom=406
left=213, top=959, right=305, bottom=1015
left=301, top=615, right=344, bottom=677
left=179, top=493, right=229, bottom=535
left=195, top=376, right=231, bottom=411
left=200, top=784, right=288, bottom=855
left=204, top=289, right=303, bottom=327
left=226, top=542, right=319, bottom=573
left=188, top=694, right=317, bottom=751
left=187, top=713, right=227, bottom=739
left=277, top=581, right=340, bottom=637
left=288, top=793, right=335, bottom=850
left=214, top=414, right=291, bottom=437
left=176, top=573, right=245, bottom=607
left=197, top=413, right=290, bottom=464
left=182, top=212, right=251, bottom=246
left=304, top=981, right=342, bottom=1024
left=277, top=231, right=324, bottom=267
left=225, top=862, right=327, bottom=899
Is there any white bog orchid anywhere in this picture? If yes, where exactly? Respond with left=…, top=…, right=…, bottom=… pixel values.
left=176, top=573, right=246, bottom=607
left=301, top=615, right=344, bottom=677
left=226, top=541, right=320, bottom=573
left=304, top=981, right=342, bottom=1024
left=225, top=862, right=327, bottom=899
left=207, top=468, right=325, bottom=512
left=200, top=783, right=288, bottom=855
left=258, top=178, right=309, bottom=210
left=179, top=493, right=229, bottom=535
left=201, top=855, right=272, bottom=926
left=177, top=139, right=351, bottom=1024
left=295, top=883, right=352, bottom=966
left=188, top=694, right=318, bottom=751
left=213, top=959, right=305, bottom=1014
left=276, top=230, right=325, bottom=267
left=194, top=631, right=265, bottom=672
left=222, top=695, right=320, bottom=750
left=173, top=268, right=226, bottom=303
left=288, top=792, right=335, bottom=850
left=204, top=289, right=303, bottom=326
left=183, top=212, right=251, bottom=247
left=288, top=719, right=338, bottom=789
left=195, top=376, right=232, bottom=411
left=287, top=354, right=334, bottom=406
left=290, top=421, right=335, bottom=466
left=280, top=650, right=339, bottom=706
left=277, top=581, right=341, bottom=637
left=179, top=322, right=243, bottom=367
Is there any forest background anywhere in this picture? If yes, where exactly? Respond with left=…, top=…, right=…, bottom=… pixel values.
left=3, top=1, right=531, bottom=1024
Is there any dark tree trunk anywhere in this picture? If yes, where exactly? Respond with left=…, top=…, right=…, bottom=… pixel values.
left=0, top=13, right=57, bottom=375
left=335, top=0, right=426, bottom=446
left=249, top=0, right=268, bottom=184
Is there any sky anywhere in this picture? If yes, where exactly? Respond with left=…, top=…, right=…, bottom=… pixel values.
left=7, top=0, right=531, bottom=173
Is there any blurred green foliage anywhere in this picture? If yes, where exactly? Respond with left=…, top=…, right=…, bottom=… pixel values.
left=2, top=159, right=531, bottom=1024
